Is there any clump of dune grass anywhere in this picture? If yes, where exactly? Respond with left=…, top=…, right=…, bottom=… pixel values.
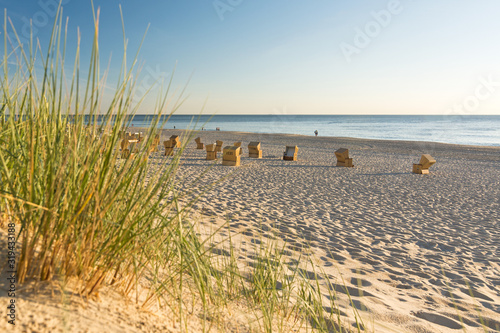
left=194, top=220, right=364, bottom=333
left=0, top=4, right=370, bottom=332
left=0, top=1, right=194, bottom=300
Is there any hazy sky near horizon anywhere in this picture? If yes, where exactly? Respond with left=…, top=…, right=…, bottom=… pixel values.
left=3, top=0, right=500, bottom=115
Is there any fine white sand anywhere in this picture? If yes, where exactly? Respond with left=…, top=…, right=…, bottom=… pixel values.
left=166, top=129, right=500, bottom=332
left=1, top=129, right=499, bottom=332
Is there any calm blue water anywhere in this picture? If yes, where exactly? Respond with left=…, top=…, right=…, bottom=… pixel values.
left=129, top=115, right=500, bottom=147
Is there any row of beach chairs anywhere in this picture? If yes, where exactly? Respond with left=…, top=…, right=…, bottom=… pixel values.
left=120, top=134, right=436, bottom=174
left=193, top=137, right=436, bottom=174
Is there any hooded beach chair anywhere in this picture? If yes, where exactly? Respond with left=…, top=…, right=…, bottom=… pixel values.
left=121, top=138, right=140, bottom=159
left=163, top=138, right=176, bottom=156
left=206, top=143, right=217, bottom=160
left=215, top=140, right=223, bottom=152
left=413, top=154, right=436, bottom=174
left=335, top=148, right=354, bottom=167
left=170, top=135, right=181, bottom=148
left=148, top=134, right=160, bottom=153
left=233, top=141, right=243, bottom=155
left=283, top=146, right=298, bottom=161
left=222, top=146, right=241, bottom=166
left=248, top=142, right=262, bottom=158
left=195, top=137, right=204, bottom=149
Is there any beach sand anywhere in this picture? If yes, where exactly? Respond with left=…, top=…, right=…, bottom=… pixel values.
left=2, top=129, right=499, bottom=332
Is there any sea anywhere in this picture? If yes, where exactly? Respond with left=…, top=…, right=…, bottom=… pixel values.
left=125, top=115, right=500, bottom=147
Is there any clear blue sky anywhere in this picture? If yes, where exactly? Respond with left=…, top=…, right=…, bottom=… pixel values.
left=3, top=0, right=500, bottom=115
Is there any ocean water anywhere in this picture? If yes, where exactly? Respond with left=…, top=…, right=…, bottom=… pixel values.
left=126, top=115, right=500, bottom=147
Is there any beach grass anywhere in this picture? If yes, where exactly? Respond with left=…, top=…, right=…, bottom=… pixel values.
left=0, top=5, right=368, bottom=332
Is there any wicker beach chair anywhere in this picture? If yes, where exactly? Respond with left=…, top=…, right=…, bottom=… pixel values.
left=195, top=137, right=204, bottom=149
left=163, top=139, right=176, bottom=156
left=233, top=142, right=243, bottom=155
left=283, top=146, right=298, bottom=161
left=121, top=139, right=140, bottom=159
left=170, top=135, right=181, bottom=148
left=215, top=140, right=223, bottom=152
left=145, top=134, right=160, bottom=153
left=248, top=142, right=262, bottom=158
left=335, top=148, right=354, bottom=167
left=206, top=143, right=217, bottom=160
left=413, top=154, right=436, bottom=174
left=222, top=146, right=241, bottom=166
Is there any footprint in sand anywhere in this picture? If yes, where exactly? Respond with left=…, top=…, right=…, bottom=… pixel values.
left=350, top=277, right=372, bottom=287
left=404, top=268, right=432, bottom=279
left=357, top=256, right=381, bottom=266
left=350, top=268, right=367, bottom=275
left=319, top=256, right=334, bottom=267
left=211, top=248, right=231, bottom=257
left=459, top=287, right=495, bottom=302
left=328, top=283, right=375, bottom=298
left=295, top=268, right=324, bottom=280
left=412, top=311, right=463, bottom=330
left=441, top=312, right=481, bottom=328
left=440, top=289, right=464, bottom=300
left=480, top=316, right=500, bottom=331
left=326, top=252, right=348, bottom=263
left=323, top=306, right=347, bottom=317
left=350, top=299, right=370, bottom=312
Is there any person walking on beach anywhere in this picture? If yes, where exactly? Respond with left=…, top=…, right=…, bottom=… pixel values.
left=314, top=130, right=318, bottom=136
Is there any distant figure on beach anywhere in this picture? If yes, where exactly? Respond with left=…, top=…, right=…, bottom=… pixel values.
left=314, top=130, right=318, bottom=136
left=174, top=126, right=176, bottom=129
left=216, top=127, right=220, bottom=131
